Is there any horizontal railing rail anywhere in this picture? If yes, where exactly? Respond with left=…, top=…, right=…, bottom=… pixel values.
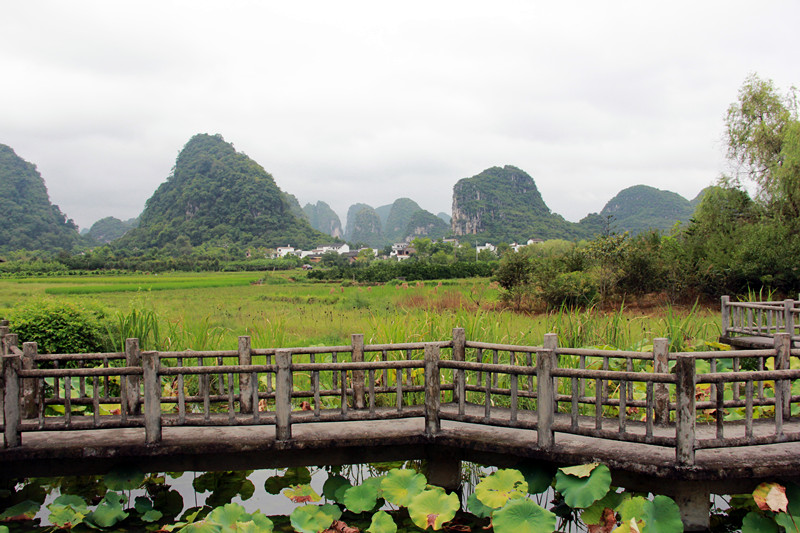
left=2, top=325, right=798, bottom=467
left=721, top=295, right=800, bottom=341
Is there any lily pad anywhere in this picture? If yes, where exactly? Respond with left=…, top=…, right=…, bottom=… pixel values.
left=194, top=471, right=255, bottom=506
left=265, top=467, right=312, bottom=495
left=466, top=492, right=494, bottom=519
left=515, top=462, right=554, bottom=494
left=408, top=489, right=459, bottom=530
left=492, top=497, right=557, bottom=533
left=742, top=511, right=779, bottom=533
left=284, top=484, right=322, bottom=503
left=381, top=469, right=427, bottom=507
left=343, top=482, right=381, bottom=513
left=367, top=510, right=398, bottom=533
left=474, top=469, right=528, bottom=509
left=555, top=463, right=611, bottom=509
left=754, top=482, right=789, bottom=513
left=86, top=492, right=129, bottom=528
left=617, top=495, right=683, bottom=533
left=0, top=500, right=40, bottom=521
left=323, top=474, right=352, bottom=503
left=290, top=504, right=342, bottom=533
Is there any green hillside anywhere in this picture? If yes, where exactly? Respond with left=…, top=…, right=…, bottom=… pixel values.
left=118, top=134, right=332, bottom=250
left=0, top=144, right=81, bottom=251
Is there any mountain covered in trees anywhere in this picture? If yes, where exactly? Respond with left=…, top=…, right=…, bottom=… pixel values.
left=117, top=134, right=333, bottom=250
left=303, top=201, right=343, bottom=238
left=86, top=216, right=138, bottom=244
left=0, top=144, right=81, bottom=251
left=451, top=165, right=596, bottom=242
left=598, top=185, right=699, bottom=234
left=344, top=198, right=451, bottom=246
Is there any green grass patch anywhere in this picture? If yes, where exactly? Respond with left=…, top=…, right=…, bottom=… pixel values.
left=44, top=275, right=261, bottom=295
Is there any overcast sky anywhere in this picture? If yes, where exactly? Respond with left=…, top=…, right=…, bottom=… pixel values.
left=2, top=1, right=799, bottom=231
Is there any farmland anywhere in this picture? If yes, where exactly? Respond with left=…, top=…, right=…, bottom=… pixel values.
left=0, top=270, right=722, bottom=353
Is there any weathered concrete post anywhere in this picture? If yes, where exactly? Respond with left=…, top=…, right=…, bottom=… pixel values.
left=3, top=354, right=21, bottom=448
left=1, top=333, right=16, bottom=416
left=784, top=299, right=794, bottom=337
left=721, top=295, right=730, bottom=337
left=125, top=338, right=142, bottom=416
left=653, top=338, right=670, bottom=425
left=667, top=481, right=711, bottom=532
left=351, top=334, right=365, bottom=409
left=21, top=342, right=40, bottom=419
left=275, top=349, right=292, bottom=441
left=452, top=328, right=466, bottom=407
left=238, top=336, right=253, bottom=414
left=539, top=333, right=558, bottom=450
left=0, top=324, right=9, bottom=355
left=142, top=351, right=162, bottom=444
left=774, top=333, right=792, bottom=420
left=424, top=343, right=441, bottom=437
left=675, top=355, right=696, bottom=466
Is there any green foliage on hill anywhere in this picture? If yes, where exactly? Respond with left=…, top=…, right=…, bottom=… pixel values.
left=0, top=144, right=81, bottom=251
left=451, top=165, right=590, bottom=243
left=282, top=192, right=307, bottom=221
left=86, top=217, right=138, bottom=244
left=117, top=134, right=332, bottom=250
left=383, top=198, right=422, bottom=242
left=404, top=209, right=450, bottom=241
left=302, top=201, right=343, bottom=238
left=599, top=185, right=695, bottom=234
left=346, top=205, right=384, bottom=247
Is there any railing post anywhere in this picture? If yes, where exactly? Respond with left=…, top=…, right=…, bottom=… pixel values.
left=452, top=328, right=466, bottom=406
left=785, top=300, right=795, bottom=337
left=424, top=343, right=441, bottom=437
left=21, top=342, right=40, bottom=419
left=238, top=336, right=253, bottom=414
left=775, top=333, right=791, bottom=420
left=3, top=354, right=21, bottom=448
left=0, top=324, right=9, bottom=355
left=675, top=355, right=696, bottom=466
left=275, top=349, right=292, bottom=441
left=142, top=351, right=162, bottom=444
left=125, top=338, right=142, bottom=416
left=351, top=334, right=365, bottom=409
left=653, top=338, right=670, bottom=425
left=539, top=334, right=558, bottom=450
left=721, top=296, right=730, bottom=337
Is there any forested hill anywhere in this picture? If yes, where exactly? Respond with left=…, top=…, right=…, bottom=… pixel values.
left=599, top=185, right=696, bottom=234
left=117, top=134, right=334, bottom=250
left=0, top=144, right=81, bottom=251
left=450, top=165, right=596, bottom=242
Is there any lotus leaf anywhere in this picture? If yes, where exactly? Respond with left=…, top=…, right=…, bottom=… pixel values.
left=367, top=510, right=398, bottom=533
left=0, top=500, right=40, bottom=520
left=408, top=489, right=459, bottom=530
left=323, top=474, right=352, bottom=503
left=284, top=484, right=321, bottom=503
left=290, top=504, right=342, bottom=533
left=265, top=467, right=312, bottom=494
left=515, top=462, right=554, bottom=494
left=381, top=469, right=427, bottom=507
left=48, top=494, right=90, bottom=528
left=492, top=497, right=557, bottom=533
left=474, top=469, right=528, bottom=509
left=194, top=471, right=255, bottom=506
left=104, top=465, right=146, bottom=490
left=614, top=517, right=645, bottom=533
left=582, top=491, right=627, bottom=526
left=466, top=492, right=494, bottom=519
left=774, top=511, right=799, bottom=532
left=754, top=482, right=789, bottom=513
left=344, top=482, right=381, bottom=513
left=87, top=492, right=129, bottom=528
left=555, top=463, right=611, bottom=508
left=560, top=463, right=600, bottom=478
left=742, top=511, right=779, bottom=533
left=0, top=526, right=8, bottom=533
left=617, top=495, right=683, bottom=533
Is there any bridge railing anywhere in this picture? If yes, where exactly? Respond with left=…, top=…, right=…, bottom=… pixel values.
left=3, top=327, right=800, bottom=466
left=721, top=295, right=800, bottom=341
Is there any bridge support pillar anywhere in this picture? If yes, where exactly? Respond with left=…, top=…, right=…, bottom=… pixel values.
left=667, top=481, right=710, bottom=531
left=425, top=447, right=461, bottom=493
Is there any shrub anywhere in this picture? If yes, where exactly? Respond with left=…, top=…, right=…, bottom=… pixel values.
left=540, top=271, right=598, bottom=309
left=9, top=300, right=111, bottom=354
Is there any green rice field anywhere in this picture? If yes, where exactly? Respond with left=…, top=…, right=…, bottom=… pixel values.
left=0, top=270, right=723, bottom=352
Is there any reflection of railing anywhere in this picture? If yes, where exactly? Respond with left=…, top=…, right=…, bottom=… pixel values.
left=721, top=295, right=800, bottom=341
left=2, top=326, right=799, bottom=467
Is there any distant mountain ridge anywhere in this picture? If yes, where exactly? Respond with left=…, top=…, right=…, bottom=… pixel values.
left=599, top=185, right=699, bottom=234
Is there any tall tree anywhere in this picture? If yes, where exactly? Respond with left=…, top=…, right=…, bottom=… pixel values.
left=725, top=74, right=799, bottom=218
